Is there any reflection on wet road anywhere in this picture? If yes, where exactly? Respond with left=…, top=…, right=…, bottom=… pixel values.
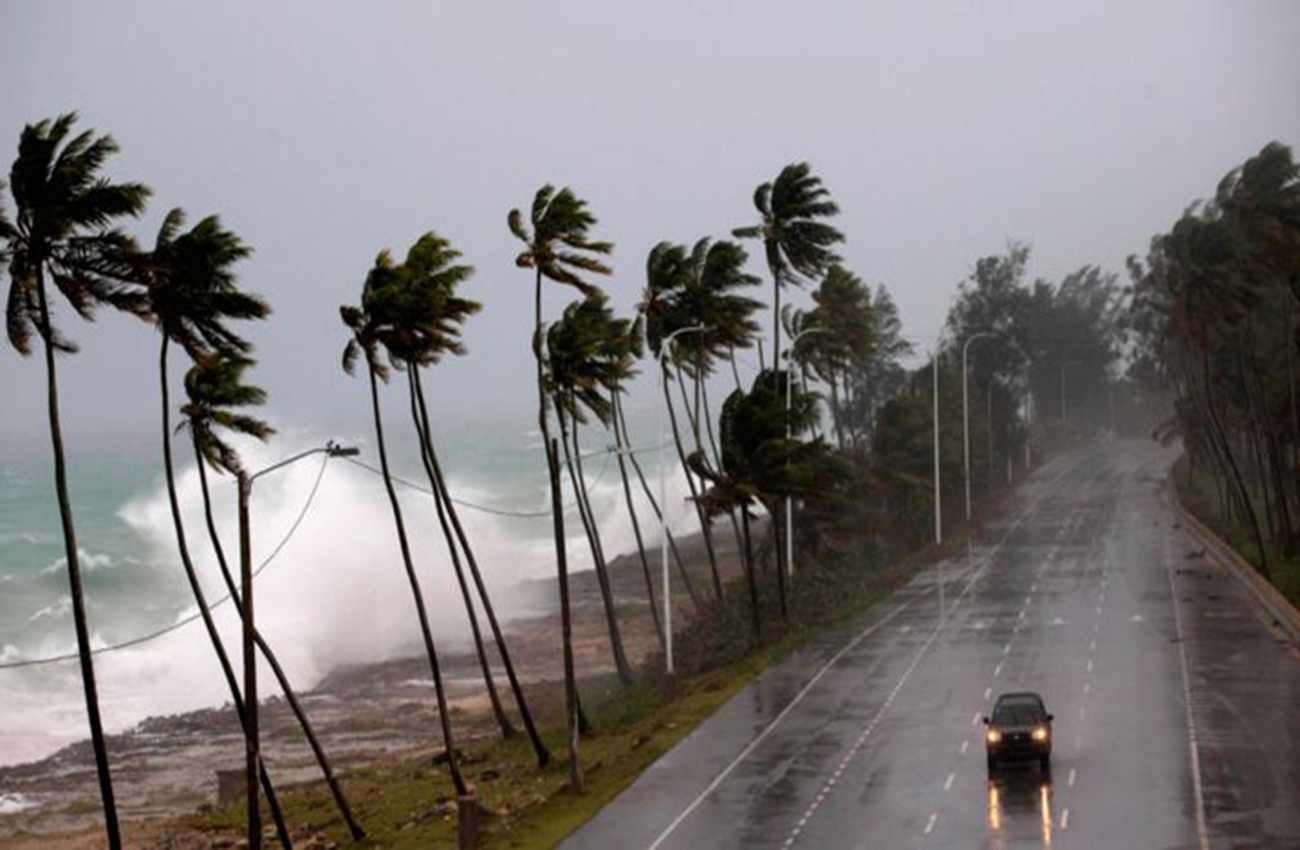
left=568, top=441, right=1300, bottom=848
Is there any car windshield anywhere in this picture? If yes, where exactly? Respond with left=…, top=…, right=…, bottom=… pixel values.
left=992, top=703, right=1043, bottom=726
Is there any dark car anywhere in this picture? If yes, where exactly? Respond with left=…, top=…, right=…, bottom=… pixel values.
left=983, top=692, right=1053, bottom=772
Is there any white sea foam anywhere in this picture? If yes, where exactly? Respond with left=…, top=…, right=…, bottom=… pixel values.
left=0, top=429, right=698, bottom=767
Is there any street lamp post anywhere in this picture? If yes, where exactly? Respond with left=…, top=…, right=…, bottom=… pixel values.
left=932, top=338, right=945, bottom=620
left=784, top=327, right=830, bottom=579
left=659, top=325, right=706, bottom=675
left=237, top=441, right=357, bottom=848
left=961, top=332, right=997, bottom=524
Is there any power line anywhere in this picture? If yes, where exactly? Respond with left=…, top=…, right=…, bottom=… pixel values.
left=0, top=455, right=331, bottom=671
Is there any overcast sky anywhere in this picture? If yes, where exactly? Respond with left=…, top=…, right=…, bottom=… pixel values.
left=3, top=0, right=1298, bottom=442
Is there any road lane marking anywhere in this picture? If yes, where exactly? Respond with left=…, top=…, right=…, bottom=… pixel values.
left=1089, top=638, right=1096, bottom=652
left=983, top=686, right=992, bottom=700
left=1002, top=643, right=1011, bottom=655
left=994, top=662, right=1004, bottom=676
left=1162, top=527, right=1210, bottom=850
left=1061, top=808, right=1070, bottom=830
left=960, top=740, right=969, bottom=755
left=1079, top=706, right=1086, bottom=721
left=664, top=458, right=1084, bottom=850
left=1068, top=767, right=1076, bottom=787
left=1095, top=605, right=1103, bottom=616
left=924, top=813, right=937, bottom=835
left=971, top=712, right=981, bottom=726
left=1086, top=658, right=1093, bottom=673
left=1074, top=731, right=1082, bottom=749
left=1083, top=682, right=1090, bottom=695
left=943, top=772, right=954, bottom=791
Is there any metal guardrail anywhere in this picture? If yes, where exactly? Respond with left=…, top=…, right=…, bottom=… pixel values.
left=1168, top=482, right=1300, bottom=646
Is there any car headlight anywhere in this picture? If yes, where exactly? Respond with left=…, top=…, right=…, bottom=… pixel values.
left=1032, top=726, right=1049, bottom=742
left=986, top=729, right=1002, bottom=744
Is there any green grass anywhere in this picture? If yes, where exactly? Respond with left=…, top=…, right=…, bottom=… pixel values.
left=1174, top=456, right=1300, bottom=607
left=176, top=553, right=915, bottom=848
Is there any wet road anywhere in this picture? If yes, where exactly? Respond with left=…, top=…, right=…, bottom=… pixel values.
left=567, top=441, right=1300, bottom=849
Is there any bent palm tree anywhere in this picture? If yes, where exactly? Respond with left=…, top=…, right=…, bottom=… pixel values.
left=381, top=231, right=550, bottom=766
left=342, top=256, right=467, bottom=797
left=546, top=296, right=635, bottom=684
left=733, top=162, right=843, bottom=390
left=2, top=114, right=150, bottom=848
left=135, top=209, right=292, bottom=846
left=509, top=185, right=612, bottom=791
left=182, top=356, right=365, bottom=840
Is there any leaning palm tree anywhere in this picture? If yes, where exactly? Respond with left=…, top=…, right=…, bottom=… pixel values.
left=135, top=209, right=292, bottom=846
left=341, top=254, right=467, bottom=798
left=733, top=162, right=844, bottom=385
left=509, top=185, right=612, bottom=792
left=382, top=231, right=550, bottom=767
left=2, top=114, right=150, bottom=847
left=546, top=296, right=635, bottom=684
left=182, top=355, right=365, bottom=840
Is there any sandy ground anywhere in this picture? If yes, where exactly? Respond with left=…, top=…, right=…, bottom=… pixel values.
left=0, top=521, right=751, bottom=846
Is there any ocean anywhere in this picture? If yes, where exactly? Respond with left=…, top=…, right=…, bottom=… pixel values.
left=0, top=411, right=695, bottom=769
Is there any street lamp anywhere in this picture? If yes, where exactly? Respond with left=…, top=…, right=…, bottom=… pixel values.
left=658, top=325, right=706, bottom=675
left=784, top=326, right=830, bottom=579
left=236, top=440, right=357, bottom=849
left=961, top=332, right=998, bottom=523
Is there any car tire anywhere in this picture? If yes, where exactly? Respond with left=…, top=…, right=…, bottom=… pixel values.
left=987, top=753, right=997, bottom=772
left=1039, top=754, right=1051, bottom=773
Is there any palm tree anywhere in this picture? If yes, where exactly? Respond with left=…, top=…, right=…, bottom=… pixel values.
left=182, top=356, right=365, bottom=841
left=546, top=296, right=635, bottom=684
left=509, top=185, right=612, bottom=791
left=341, top=253, right=467, bottom=798
left=2, top=114, right=150, bottom=847
left=733, top=162, right=844, bottom=390
left=381, top=231, right=550, bottom=767
left=135, top=209, right=292, bottom=845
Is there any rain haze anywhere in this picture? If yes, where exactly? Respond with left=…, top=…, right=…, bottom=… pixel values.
left=3, top=0, right=1298, bottom=438
left=5, top=2, right=1300, bottom=846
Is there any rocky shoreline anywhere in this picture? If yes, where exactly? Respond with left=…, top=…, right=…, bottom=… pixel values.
left=0, top=525, right=745, bottom=844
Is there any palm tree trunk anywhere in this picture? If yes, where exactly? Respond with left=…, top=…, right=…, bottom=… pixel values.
left=768, top=499, right=789, bottom=620
left=365, top=358, right=467, bottom=796
left=683, top=368, right=748, bottom=581
left=546, top=438, right=583, bottom=792
left=558, top=403, right=635, bottom=685
left=405, top=370, right=516, bottom=740
left=613, top=384, right=701, bottom=610
left=534, top=269, right=582, bottom=781
left=412, top=372, right=550, bottom=767
left=193, top=445, right=364, bottom=841
left=740, top=504, right=762, bottom=639
left=33, top=267, right=120, bottom=849
left=610, top=383, right=664, bottom=650
left=157, top=337, right=291, bottom=847
left=662, top=363, right=725, bottom=600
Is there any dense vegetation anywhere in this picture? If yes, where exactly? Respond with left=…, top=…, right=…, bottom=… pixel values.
left=4, top=111, right=1290, bottom=847
left=1127, top=142, right=1300, bottom=601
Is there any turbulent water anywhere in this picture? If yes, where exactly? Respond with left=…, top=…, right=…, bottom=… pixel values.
left=0, top=414, right=694, bottom=768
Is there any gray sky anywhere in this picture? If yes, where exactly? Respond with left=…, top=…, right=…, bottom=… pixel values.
left=3, top=0, right=1298, bottom=440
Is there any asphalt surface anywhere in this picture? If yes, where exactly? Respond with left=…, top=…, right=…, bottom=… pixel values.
left=566, top=440, right=1300, bottom=849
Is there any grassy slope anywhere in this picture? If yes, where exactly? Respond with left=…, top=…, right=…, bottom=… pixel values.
left=177, top=546, right=922, bottom=848
left=1174, top=455, right=1300, bottom=606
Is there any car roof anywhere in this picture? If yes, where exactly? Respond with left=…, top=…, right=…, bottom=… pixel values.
left=994, top=692, right=1045, bottom=705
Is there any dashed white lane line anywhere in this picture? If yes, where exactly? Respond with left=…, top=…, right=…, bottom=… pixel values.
left=943, top=772, right=955, bottom=792
left=1095, top=605, right=1103, bottom=616
left=1079, top=705, right=1087, bottom=721
left=1002, top=643, right=1011, bottom=655
left=1061, top=808, right=1070, bottom=830
left=971, top=711, right=981, bottom=726
left=1083, top=682, right=1091, bottom=695
left=983, top=686, right=992, bottom=700
left=1086, top=658, right=1094, bottom=673
left=924, top=813, right=938, bottom=835
left=1068, top=767, right=1077, bottom=787
left=993, top=662, right=1004, bottom=677
left=1074, top=731, right=1083, bottom=750
left=1162, top=526, right=1210, bottom=850
left=960, top=740, right=969, bottom=756
left=1089, top=638, right=1097, bottom=652
left=1024, top=596, right=1033, bottom=605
